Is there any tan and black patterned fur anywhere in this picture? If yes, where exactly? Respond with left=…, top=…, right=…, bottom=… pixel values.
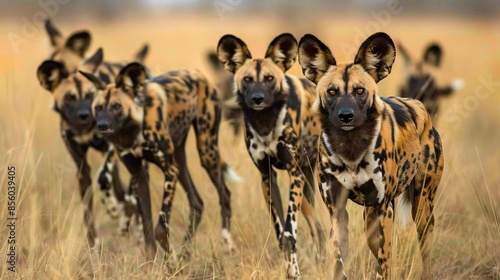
left=298, top=33, right=443, bottom=279
left=37, top=39, right=149, bottom=248
left=217, top=34, right=325, bottom=279
left=81, top=63, right=240, bottom=259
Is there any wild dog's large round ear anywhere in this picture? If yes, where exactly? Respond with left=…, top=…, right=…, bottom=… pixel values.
left=45, top=19, right=63, bottom=48
left=354, top=32, right=396, bottom=83
left=80, top=48, right=103, bottom=74
left=65, top=31, right=91, bottom=58
left=116, top=62, right=147, bottom=96
left=37, top=60, right=69, bottom=92
left=133, top=43, right=149, bottom=63
left=265, top=33, right=298, bottom=73
left=396, top=41, right=412, bottom=66
left=217, top=35, right=252, bottom=74
left=423, top=43, right=442, bottom=67
left=298, top=34, right=336, bottom=84
left=78, top=70, right=106, bottom=90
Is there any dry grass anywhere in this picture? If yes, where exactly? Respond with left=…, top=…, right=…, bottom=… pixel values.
left=0, top=13, right=499, bottom=279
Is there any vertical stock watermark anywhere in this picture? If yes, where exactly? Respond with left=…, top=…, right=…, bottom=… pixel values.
left=7, top=0, right=70, bottom=53
left=6, top=166, right=17, bottom=273
left=213, top=0, right=243, bottom=20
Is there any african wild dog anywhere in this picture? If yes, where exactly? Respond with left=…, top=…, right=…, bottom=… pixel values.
left=298, top=33, right=443, bottom=279
left=207, top=52, right=243, bottom=137
left=79, top=63, right=241, bottom=259
left=217, top=34, right=325, bottom=278
left=398, top=42, right=463, bottom=123
left=36, top=45, right=149, bottom=248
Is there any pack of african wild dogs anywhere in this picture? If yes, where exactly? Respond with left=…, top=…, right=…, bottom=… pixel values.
left=37, top=19, right=463, bottom=279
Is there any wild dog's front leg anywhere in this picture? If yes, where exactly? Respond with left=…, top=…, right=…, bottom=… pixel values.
left=63, top=137, right=97, bottom=248
left=144, top=138, right=179, bottom=256
left=255, top=156, right=285, bottom=243
left=282, top=164, right=305, bottom=279
left=365, top=201, right=394, bottom=280
left=97, top=147, right=124, bottom=219
left=120, top=153, right=156, bottom=258
left=318, top=171, right=349, bottom=280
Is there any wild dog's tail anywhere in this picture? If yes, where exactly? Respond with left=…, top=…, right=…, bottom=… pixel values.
left=221, top=161, right=243, bottom=185
left=396, top=188, right=413, bottom=229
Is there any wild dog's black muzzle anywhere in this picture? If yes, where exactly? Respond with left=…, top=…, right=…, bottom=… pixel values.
left=251, top=92, right=265, bottom=105
left=338, top=108, right=355, bottom=123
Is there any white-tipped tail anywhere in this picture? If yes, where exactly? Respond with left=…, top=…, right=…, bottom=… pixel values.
left=223, top=165, right=243, bottom=184
left=451, top=79, right=464, bottom=91
left=397, top=191, right=412, bottom=229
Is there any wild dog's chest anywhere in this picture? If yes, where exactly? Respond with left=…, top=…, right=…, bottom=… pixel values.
left=247, top=107, right=292, bottom=163
left=328, top=151, right=386, bottom=206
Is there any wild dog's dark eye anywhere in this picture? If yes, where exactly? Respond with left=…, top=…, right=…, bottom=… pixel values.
left=94, top=105, right=103, bottom=112
left=111, top=103, right=122, bottom=111
left=85, top=92, right=93, bottom=100
left=265, top=75, right=274, bottom=82
left=64, top=94, right=76, bottom=102
left=244, top=76, right=253, bottom=83
left=355, top=88, right=365, bottom=95
left=327, top=89, right=336, bottom=95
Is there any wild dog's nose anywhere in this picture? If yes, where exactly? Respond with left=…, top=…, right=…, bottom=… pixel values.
left=252, top=92, right=265, bottom=105
left=97, top=120, right=110, bottom=131
left=338, top=109, right=355, bottom=123
left=78, top=111, right=91, bottom=121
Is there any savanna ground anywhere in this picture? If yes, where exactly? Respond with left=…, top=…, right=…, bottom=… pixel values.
left=0, top=11, right=499, bottom=279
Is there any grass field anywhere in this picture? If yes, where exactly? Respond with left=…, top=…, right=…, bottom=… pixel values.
left=0, top=13, right=499, bottom=279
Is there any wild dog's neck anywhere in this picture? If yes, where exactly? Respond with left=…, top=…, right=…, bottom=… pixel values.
left=105, top=116, right=143, bottom=150
left=321, top=99, right=382, bottom=165
left=57, top=111, right=95, bottom=136
left=242, top=100, right=287, bottom=136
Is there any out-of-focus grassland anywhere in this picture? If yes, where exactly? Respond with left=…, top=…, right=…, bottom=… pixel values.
left=0, top=13, right=499, bottom=279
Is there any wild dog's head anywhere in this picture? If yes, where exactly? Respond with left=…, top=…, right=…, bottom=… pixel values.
left=298, top=32, right=395, bottom=131
left=398, top=42, right=462, bottom=115
left=37, top=48, right=104, bottom=131
left=45, top=19, right=92, bottom=73
left=80, top=63, right=147, bottom=136
left=217, top=33, right=298, bottom=110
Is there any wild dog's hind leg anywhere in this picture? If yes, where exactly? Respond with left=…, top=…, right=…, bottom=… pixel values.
left=413, top=128, right=443, bottom=280
left=194, top=83, right=236, bottom=253
left=174, top=136, right=204, bottom=248
left=194, top=119, right=234, bottom=253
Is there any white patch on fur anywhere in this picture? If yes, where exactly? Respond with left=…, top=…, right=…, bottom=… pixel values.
left=397, top=191, right=412, bottom=229
left=223, top=166, right=243, bottom=184
left=221, top=228, right=236, bottom=252
left=285, top=253, right=301, bottom=278
left=321, top=182, right=330, bottom=201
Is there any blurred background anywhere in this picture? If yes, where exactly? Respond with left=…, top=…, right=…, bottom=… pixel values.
left=0, top=0, right=499, bottom=279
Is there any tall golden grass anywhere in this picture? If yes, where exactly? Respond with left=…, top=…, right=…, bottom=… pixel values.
left=0, top=14, right=499, bottom=279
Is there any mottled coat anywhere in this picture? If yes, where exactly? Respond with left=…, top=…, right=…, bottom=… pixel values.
left=217, top=33, right=325, bottom=279
left=298, top=33, right=443, bottom=279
